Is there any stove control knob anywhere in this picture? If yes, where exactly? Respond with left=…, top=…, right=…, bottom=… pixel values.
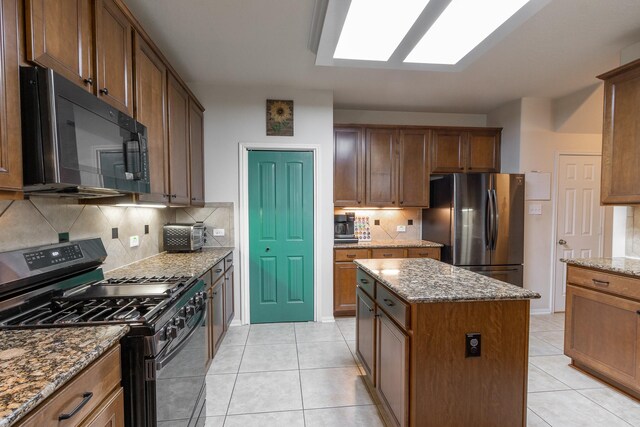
left=185, top=305, right=196, bottom=317
left=194, top=295, right=204, bottom=307
left=164, top=325, right=178, bottom=340
left=174, top=317, right=186, bottom=329
left=178, top=307, right=186, bottom=317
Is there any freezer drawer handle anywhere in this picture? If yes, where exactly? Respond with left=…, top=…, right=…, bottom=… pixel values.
left=592, top=279, right=609, bottom=287
left=383, top=298, right=395, bottom=307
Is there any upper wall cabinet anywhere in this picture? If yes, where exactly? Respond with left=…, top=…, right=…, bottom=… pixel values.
left=599, top=59, right=640, bottom=205
left=134, top=33, right=168, bottom=204
left=431, top=128, right=500, bottom=173
left=334, top=127, right=364, bottom=207
left=398, top=129, right=430, bottom=207
left=189, top=98, right=205, bottom=207
left=366, top=128, right=397, bottom=206
left=167, top=74, right=191, bottom=206
left=25, top=0, right=93, bottom=90
left=0, top=0, right=22, bottom=195
left=95, top=0, right=133, bottom=115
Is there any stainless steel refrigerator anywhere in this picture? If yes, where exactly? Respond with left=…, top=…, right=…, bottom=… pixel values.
left=422, top=173, right=525, bottom=287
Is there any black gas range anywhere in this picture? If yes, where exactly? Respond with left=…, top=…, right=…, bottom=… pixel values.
left=0, top=238, right=208, bottom=427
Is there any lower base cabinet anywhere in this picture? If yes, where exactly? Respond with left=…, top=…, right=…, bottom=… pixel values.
left=202, top=254, right=235, bottom=366
left=356, top=287, right=376, bottom=382
left=211, top=279, right=225, bottom=353
left=224, top=266, right=235, bottom=329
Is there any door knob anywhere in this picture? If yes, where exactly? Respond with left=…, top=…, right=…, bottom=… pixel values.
left=558, top=239, right=567, bottom=245
left=265, top=247, right=270, bottom=252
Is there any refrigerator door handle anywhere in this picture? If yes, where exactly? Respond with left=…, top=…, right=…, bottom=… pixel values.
left=491, top=189, right=499, bottom=250
left=486, top=189, right=494, bottom=250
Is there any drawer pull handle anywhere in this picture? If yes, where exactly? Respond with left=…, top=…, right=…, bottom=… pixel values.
left=59, top=392, right=93, bottom=420
left=383, top=298, right=395, bottom=307
left=360, top=279, right=369, bottom=284
left=346, top=254, right=357, bottom=258
left=215, top=268, right=223, bottom=273
left=592, top=279, right=610, bottom=287
left=637, top=310, right=640, bottom=315
left=383, top=253, right=392, bottom=257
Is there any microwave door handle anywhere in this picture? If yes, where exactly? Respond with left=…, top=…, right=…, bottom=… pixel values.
left=135, top=133, right=145, bottom=181
left=123, top=139, right=142, bottom=181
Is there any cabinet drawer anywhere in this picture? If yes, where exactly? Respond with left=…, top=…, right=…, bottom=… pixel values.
left=371, top=248, right=405, bottom=259
left=335, top=249, right=369, bottom=262
left=211, top=260, right=225, bottom=284
left=17, top=345, right=121, bottom=427
left=567, top=266, right=640, bottom=301
left=356, top=269, right=375, bottom=297
left=406, top=247, right=440, bottom=260
left=376, top=284, right=410, bottom=330
left=224, top=252, right=233, bottom=271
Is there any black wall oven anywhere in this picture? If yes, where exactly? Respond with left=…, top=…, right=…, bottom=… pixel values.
left=20, top=66, right=150, bottom=197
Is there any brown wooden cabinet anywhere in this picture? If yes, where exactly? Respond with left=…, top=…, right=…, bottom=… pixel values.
left=211, top=278, right=225, bottom=353
left=431, top=128, right=500, bottom=173
left=334, top=127, right=364, bottom=207
left=189, top=99, right=205, bottom=206
left=356, top=286, right=376, bottom=384
left=25, top=0, right=93, bottom=90
left=0, top=0, right=22, bottom=196
left=95, top=0, right=133, bottom=115
left=166, top=74, right=191, bottom=205
left=201, top=269, right=214, bottom=364
left=16, top=345, right=124, bottom=427
left=564, top=265, right=640, bottom=397
left=224, top=266, right=234, bottom=329
left=377, top=309, right=409, bottom=427
left=599, top=59, right=640, bottom=204
left=133, top=33, right=168, bottom=204
left=365, top=128, right=397, bottom=206
left=398, top=129, right=430, bottom=207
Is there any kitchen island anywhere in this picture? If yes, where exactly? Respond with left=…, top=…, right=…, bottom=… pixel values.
left=354, top=258, right=539, bottom=427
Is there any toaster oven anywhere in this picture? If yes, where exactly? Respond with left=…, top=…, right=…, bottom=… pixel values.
left=163, top=223, right=205, bottom=252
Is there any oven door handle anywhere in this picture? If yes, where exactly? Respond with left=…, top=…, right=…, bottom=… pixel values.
left=155, top=307, right=206, bottom=371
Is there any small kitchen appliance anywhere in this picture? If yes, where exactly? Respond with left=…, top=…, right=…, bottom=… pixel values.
left=334, top=212, right=358, bottom=244
left=0, top=239, right=208, bottom=427
left=163, top=223, right=205, bottom=252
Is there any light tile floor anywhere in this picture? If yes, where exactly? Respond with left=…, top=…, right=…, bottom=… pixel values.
left=204, top=314, right=640, bottom=426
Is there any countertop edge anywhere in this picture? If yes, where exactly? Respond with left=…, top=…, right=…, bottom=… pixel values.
left=1, top=326, right=129, bottom=427
left=561, top=257, right=640, bottom=278
left=334, top=240, right=444, bottom=249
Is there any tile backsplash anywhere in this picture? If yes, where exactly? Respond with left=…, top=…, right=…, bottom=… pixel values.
left=0, top=197, right=174, bottom=272
left=175, top=203, right=234, bottom=247
left=334, top=208, right=422, bottom=241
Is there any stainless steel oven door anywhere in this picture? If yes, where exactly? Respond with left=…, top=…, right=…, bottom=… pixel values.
left=154, top=301, right=207, bottom=427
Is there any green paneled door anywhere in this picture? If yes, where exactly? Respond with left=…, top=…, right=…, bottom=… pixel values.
left=249, top=151, right=314, bottom=323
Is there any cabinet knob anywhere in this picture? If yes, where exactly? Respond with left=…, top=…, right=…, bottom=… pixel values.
left=392, top=201, right=395, bottom=204
left=191, top=197, right=196, bottom=201
left=99, top=87, right=109, bottom=95
left=172, top=194, right=177, bottom=198
left=83, top=77, right=93, bottom=85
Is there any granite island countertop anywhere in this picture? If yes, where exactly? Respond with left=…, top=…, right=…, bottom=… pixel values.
left=334, top=239, right=443, bottom=249
left=0, top=326, right=129, bottom=427
left=562, top=257, right=640, bottom=278
left=354, top=258, right=540, bottom=303
left=104, top=247, right=234, bottom=278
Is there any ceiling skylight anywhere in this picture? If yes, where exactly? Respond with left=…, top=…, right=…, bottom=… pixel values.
left=333, top=0, right=431, bottom=61
left=405, top=0, right=532, bottom=65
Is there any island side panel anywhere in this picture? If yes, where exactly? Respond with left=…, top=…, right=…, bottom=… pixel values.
left=410, top=299, right=530, bottom=427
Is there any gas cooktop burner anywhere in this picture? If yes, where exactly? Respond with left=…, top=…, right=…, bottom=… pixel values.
left=103, top=275, right=193, bottom=285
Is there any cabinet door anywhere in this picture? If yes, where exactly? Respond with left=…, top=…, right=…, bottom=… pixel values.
left=81, top=388, right=125, bottom=427
left=406, top=247, right=440, bottom=260
left=134, top=33, right=168, bottom=204
left=431, top=129, right=465, bottom=173
left=25, top=0, right=93, bottom=90
left=166, top=74, right=191, bottom=205
left=467, top=129, right=500, bottom=172
left=398, top=129, right=430, bottom=207
left=334, top=261, right=357, bottom=316
left=334, top=127, right=364, bottom=206
left=356, top=287, right=376, bottom=384
left=200, top=270, right=214, bottom=363
left=366, top=128, right=397, bottom=206
left=95, top=0, right=133, bottom=115
left=212, top=280, right=225, bottom=353
left=0, top=0, right=22, bottom=192
left=224, top=266, right=234, bottom=329
left=377, top=311, right=409, bottom=427
left=189, top=99, right=205, bottom=206
left=600, top=64, right=640, bottom=204
left=565, top=284, right=640, bottom=390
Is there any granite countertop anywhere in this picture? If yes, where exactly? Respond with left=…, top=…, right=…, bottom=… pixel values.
left=0, top=326, right=129, bottom=427
left=355, top=258, right=540, bottom=303
left=334, top=239, right=443, bottom=249
left=562, top=257, right=640, bottom=278
left=105, top=247, right=234, bottom=278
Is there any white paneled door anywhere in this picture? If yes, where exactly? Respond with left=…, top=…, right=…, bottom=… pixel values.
left=554, top=154, right=603, bottom=312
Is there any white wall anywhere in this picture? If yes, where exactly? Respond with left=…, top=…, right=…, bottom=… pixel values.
left=190, top=83, right=335, bottom=322
left=487, top=99, right=522, bottom=173
left=333, top=109, right=486, bottom=127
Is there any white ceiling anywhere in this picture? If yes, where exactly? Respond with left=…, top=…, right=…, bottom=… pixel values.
left=124, top=0, right=640, bottom=114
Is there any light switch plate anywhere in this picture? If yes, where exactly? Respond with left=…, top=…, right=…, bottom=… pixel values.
left=396, top=225, right=406, bottom=232
left=129, top=235, right=140, bottom=247
left=213, top=229, right=225, bottom=237
left=528, top=204, right=542, bottom=215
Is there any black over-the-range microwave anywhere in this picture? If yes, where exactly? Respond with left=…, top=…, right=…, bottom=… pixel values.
left=19, top=66, right=150, bottom=197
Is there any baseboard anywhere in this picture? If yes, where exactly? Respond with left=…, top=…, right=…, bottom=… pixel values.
left=321, top=316, right=335, bottom=323
left=530, top=308, right=553, bottom=315
left=230, top=319, right=243, bottom=327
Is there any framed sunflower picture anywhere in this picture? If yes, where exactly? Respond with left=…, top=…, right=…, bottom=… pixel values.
left=266, top=99, right=294, bottom=136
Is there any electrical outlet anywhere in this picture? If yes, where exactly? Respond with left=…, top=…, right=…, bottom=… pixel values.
left=396, top=225, right=406, bottom=232
left=466, top=333, right=481, bottom=358
left=213, top=229, right=225, bottom=237
left=144, top=225, right=149, bottom=234
left=129, top=235, right=140, bottom=248
left=528, top=204, right=542, bottom=215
